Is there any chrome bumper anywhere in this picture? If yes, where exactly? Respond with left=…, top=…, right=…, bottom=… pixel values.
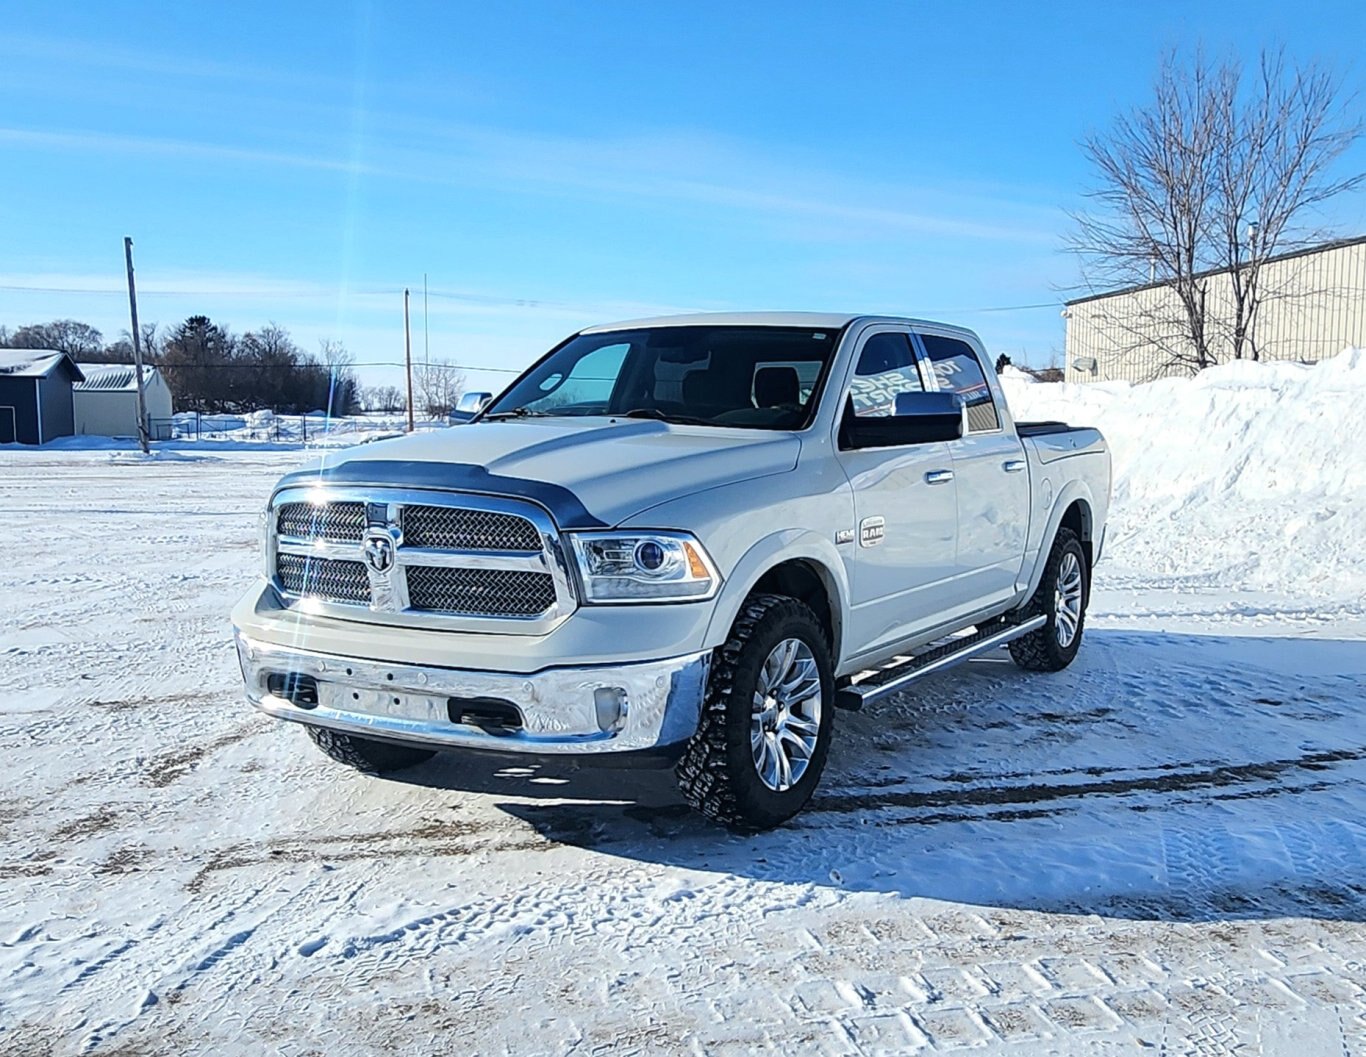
left=234, top=632, right=709, bottom=756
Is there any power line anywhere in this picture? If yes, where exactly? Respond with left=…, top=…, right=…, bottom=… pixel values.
left=76, top=358, right=523, bottom=373
left=0, top=282, right=556, bottom=308
left=0, top=283, right=1064, bottom=315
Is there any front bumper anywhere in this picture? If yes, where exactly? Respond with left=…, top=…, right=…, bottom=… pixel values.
left=234, top=632, right=710, bottom=756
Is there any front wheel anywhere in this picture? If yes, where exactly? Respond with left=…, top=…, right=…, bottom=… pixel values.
left=305, top=726, right=437, bottom=773
left=1009, top=527, right=1089, bottom=672
left=676, top=594, right=835, bottom=832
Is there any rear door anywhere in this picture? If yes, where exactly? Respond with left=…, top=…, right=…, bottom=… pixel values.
left=916, top=330, right=1029, bottom=607
left=834, top=328, right=964, bottom=660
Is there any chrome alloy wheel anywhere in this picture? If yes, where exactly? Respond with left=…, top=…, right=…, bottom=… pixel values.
left=1054, top=550, right=1084, bottom=648
left=750, top=637, right=823, bottom=792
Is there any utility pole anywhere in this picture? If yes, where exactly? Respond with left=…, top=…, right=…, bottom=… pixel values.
left=122, top=237, right=151, bottom=455
left=403, top=288, right=415, bottom=432
left=423, top=272, right=429, bottom=366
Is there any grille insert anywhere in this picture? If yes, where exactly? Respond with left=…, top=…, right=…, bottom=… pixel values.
left=406, top=566, right=557, bottom=616
left=276, top=554, right=371, bottom=604
left=277, top=501, right=366, bottom=542
left=402, top=505, right=541, bottom=551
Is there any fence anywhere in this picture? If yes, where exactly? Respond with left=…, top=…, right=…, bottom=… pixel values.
left=150, top=412, right=450, bottom=444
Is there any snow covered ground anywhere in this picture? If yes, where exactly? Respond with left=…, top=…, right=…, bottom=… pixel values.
left=2, top=353, right=1364, bottom=1056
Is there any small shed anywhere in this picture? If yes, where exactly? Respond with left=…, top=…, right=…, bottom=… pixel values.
left=73, top=363, right=175, bottom=439
left=0, top=349, right=85, bottom=445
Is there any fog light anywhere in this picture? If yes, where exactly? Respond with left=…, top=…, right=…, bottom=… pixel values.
left=594, top=687, right=628, bottom=732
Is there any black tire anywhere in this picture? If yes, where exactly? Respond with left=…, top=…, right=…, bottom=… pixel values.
left=305, top=726, right=437, bottom=773
left=1008, top=527, right=1089, bottom=672
left=676, top=594, right=835, bottom=832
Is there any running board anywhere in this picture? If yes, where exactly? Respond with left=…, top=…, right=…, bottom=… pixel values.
left=835, top=615, right=1047, bottom=711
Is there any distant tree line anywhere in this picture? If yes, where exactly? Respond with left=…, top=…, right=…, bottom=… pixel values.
left=0, top=316, right=360, bottom=415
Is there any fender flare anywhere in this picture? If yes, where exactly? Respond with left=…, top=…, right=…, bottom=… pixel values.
left=703, top=530, right=850, bottom=660
left=1020, top=478, right=1096, bottom=600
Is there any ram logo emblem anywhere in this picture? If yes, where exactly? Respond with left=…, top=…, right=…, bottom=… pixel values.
left=363, top=532, right=396, bottom=573
left=859, top=516, right=885, bottom=548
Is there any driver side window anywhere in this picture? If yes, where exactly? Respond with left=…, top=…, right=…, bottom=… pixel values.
left=848, top=333, right=925, bottom=417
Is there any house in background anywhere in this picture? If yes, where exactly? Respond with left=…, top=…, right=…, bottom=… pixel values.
left=0, top=349, right=84, bottom=444
left=74, top=363, right=174, bottom=439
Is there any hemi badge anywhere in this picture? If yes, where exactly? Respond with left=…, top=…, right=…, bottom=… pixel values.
left=835, top=528, right=855, bottom=545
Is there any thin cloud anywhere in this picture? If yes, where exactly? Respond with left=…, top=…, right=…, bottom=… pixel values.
left=0, top=127, right=372, bottom=176
left=2, top=117, right=1058, bottom=246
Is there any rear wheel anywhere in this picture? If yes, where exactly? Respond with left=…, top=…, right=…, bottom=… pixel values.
left=676, top=594, right=835, bottom=832
left=305, top=727, right=436, bottom=773
left=1009, top=527, right=1088, bottom=672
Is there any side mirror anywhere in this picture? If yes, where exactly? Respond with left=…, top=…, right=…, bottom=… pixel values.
left=457, top=391, right=493, bottom=414
left=842, top=391, right=963, bottom=449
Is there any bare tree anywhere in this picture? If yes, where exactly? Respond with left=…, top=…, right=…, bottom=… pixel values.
left=100, top=323, right=162, bottom=365
left=1069, top=50, right=1363, bottom=376
left=317, top=338, right=360, bottom=416
left=2, top=319, right=107, bottom=358
left=1214, top=52, right=1364, bottom=361
left=413, top=359, right=467, bottom=418
left=362, top=385, right=405, bottom=413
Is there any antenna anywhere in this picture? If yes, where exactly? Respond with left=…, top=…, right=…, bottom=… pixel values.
left=403, top=288, right=415, bottom=433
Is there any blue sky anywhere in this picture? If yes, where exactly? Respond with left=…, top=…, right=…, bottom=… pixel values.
left=3, top=1, right=1365, bottom=392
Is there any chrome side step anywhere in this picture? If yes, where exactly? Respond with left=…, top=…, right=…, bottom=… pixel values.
left=835, top=615, right=1047, bottom=711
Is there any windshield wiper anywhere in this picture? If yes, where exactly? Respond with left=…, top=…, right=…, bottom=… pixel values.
left=482, top=407, right=557, bottom=420
left=620, top=408, right=715, bottom=427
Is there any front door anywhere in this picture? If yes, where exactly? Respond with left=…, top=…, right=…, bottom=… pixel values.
left=834, top=329, right=965, bottom=661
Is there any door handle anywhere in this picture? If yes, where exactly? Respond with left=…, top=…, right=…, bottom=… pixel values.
left=1003, top=460, right=1026, bottom=473
left=924, top=469, right=954, bottom=485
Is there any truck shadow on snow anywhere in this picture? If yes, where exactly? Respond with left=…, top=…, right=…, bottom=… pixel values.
left=395, top=629, right=1366, bottom=924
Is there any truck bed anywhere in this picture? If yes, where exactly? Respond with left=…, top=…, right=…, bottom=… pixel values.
left=1016, top=420, right=1081, bottom=437
left=1018, top=421, right=1107, bottom=465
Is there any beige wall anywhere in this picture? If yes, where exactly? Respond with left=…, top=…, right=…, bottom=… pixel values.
left=73, top=373, right=174, bottom=436
left=1065, top=240, right=1366, bottom=384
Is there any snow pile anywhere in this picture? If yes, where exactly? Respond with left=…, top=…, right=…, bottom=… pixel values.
left=999, top=364, right=1039, bottom=385
left=1001, top=348, right=1366, bottom=606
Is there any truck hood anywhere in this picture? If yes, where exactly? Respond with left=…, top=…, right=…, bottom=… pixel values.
left=288, top=418, right=800, bottom=528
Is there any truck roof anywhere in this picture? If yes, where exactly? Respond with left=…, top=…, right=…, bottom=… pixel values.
left=580, top=311, right=974, bottom=336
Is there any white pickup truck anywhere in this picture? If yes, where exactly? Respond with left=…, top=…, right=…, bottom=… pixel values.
left=233, top=313, right=1110, bottom=830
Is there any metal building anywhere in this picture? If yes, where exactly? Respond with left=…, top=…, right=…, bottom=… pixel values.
left=73, top=363, right=174, bottom=438
left=1064, top=235, right=1366, bottom=384
left=0, top=349, right=84, bottom=445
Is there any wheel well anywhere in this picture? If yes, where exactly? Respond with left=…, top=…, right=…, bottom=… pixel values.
left=1059, top=500, right=1094, bottom=572
left=748, top=560, right=839, bottom=654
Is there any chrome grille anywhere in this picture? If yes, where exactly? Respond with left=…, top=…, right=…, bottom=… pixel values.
left=276, top=554, right=371, bottom=603
left=268, top=488, right=576, bottom=630
left=406, top=566, right=557, bottom=616
left=402, top=505, right=541, bottom=551
left=277, top=501, right=365, bottom=542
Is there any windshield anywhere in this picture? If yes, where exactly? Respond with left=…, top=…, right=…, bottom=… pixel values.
left=483, top=325, right=841, bottom=429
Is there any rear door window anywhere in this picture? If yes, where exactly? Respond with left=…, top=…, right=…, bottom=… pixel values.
left=918, top=333, right=1000, bottom=432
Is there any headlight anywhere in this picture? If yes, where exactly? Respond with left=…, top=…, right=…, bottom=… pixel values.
left=568, top=531, right=720, bottom=603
